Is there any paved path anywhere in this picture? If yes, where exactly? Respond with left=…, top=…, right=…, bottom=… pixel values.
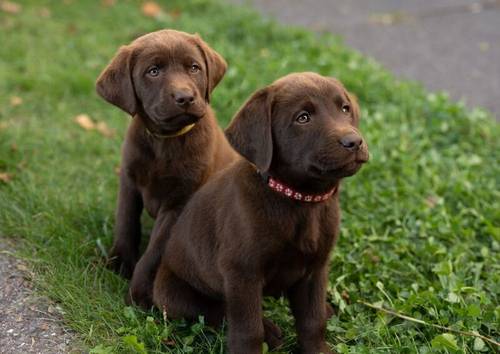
left=232, top=0, right=500, bottom=119
left=0, top=239, right=77, bottom=353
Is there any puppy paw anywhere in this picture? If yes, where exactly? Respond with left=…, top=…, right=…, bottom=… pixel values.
left=300, top=342, right=335, bottom=354
left=107, top=246, right=138, bottom=279
left=263, top=318, right=284, bottom=350
left=126, top=283, right=154, bottom=310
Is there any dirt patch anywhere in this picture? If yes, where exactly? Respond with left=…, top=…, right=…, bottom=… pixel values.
left=0, top=238, right=79, bottom=353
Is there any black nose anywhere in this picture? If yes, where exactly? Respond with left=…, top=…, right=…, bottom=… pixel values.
left=339, top=134, right=363, bottom=151
left=173, top=90, right=195, bottom=107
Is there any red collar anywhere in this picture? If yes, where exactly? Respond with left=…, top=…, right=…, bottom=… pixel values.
left=266, top=176, right=337, bottom=203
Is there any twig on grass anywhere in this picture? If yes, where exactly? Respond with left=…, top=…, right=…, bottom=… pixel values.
left=358, top=300, right=500, bottom=348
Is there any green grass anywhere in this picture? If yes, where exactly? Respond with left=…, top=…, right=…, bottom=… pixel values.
left=0, top=0, right=499, bottom=353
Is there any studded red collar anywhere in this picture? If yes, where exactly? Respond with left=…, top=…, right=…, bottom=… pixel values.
left=266, top=176, right=338, bottom=203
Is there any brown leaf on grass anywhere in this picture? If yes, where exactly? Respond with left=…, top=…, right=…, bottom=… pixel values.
left=96, top=121, right=115, bottom=138
left=67, top=24, right=78, bottom=34
left=74, top=114, right=95, bottom=130
left=341, top=290, right=350, bottom=302
left=142, top=1, right=162, bottom=17
left=425, top=195, right=441, bottom=208
left=0, top=172, right=13, bottom=183
left=74, top=114, right=115, bottom=138
left=114, top=165, right=121, bottom=175
left=169, top=8, right=181, bottom=20
left=0, top=1, right=21, bottom=14
left=162, top=339, right=176, bottom=346
left=10, top=96, right=22, bottom=106
left=102, top=0, right=116, bottom=7
left=38, top=7, right=51, bottom=18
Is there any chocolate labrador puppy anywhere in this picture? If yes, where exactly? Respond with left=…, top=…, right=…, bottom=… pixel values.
left=96, top=29, right=237, bottom=306
left=153, top=72, right=369, bottom=353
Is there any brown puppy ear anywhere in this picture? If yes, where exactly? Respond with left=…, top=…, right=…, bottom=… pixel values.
left=193, top=34, right=227, bottom=102
left=96, top=46, right=137, bottom=115
left=225, top=88, right=273, bottom=172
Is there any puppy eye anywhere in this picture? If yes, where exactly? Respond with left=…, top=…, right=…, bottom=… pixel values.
left=190, top=63, right=201, bottom=73
left=341, top=104, right=350, bottom=113
left=147, top=66, right=160, bottom=77
left=296, top=111, right=311, bottom=124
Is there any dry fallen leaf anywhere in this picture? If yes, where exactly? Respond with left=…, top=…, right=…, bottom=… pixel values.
left=96, top=121, right=115, bottom=138
left=74, top=114, right=115, bottom=138
left=169, top=8, right=181, bottom=20
left=425, top=195, right=441, bottom=208
left=114, top=165, right=121, bottom=175
left=369, top=11, right=412, bottom=26
left=102, top=0, right=116, bottom=7
left=142, top=1, right=162, bottom=17
left=74, top=114, right=95, bottom=130
left=479, top=42, right=490, bottom=52
left=10, top=96, right=22, bottom=106
left=341, top=290, right=350, bottom=302
left=16, top=264, right=28, bottom=272
left=38, top=7, right=51, bottom=18
left=0, top=1, right=21, bottom=14
left=0, top=172, right=13, bottom=183
left=162, top=339, right=176, bottom=346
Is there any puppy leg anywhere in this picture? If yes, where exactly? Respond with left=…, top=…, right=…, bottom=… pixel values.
left=153, top=266, right=224, bottom=326
left=224, top=273, right=264, bottom=354
left=154, top=267, right=282, bottom=350
left=263, top=318, right=283, bottom=350
left=127, top=211, right=177, bottom=309
left=108, top=174, right=143, bottom=279
left=288, top=266, right=333, bottom=354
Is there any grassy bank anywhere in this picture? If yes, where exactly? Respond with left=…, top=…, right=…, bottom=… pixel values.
left=0, top=0, right=498, bottom=352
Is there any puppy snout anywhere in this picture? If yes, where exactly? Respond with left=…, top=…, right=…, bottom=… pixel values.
left=339, top=133, right=363, bottom=152
left=172, top=90, right=195, bottom=108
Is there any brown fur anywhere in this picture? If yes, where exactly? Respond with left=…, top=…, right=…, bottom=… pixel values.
left=95, top=29, right=237, bottom=307
left=153, top=72, right=369, bottom=353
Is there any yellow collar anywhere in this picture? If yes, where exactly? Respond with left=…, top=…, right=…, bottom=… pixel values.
left=146, top=123, right=196, bottom=139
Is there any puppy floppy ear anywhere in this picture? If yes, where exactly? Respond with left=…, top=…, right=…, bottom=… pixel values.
left=193, top=34, right=227, bottom=102
left=225, top=88, right=273, bottom=172
left=96, top=46, right=137, bottom=115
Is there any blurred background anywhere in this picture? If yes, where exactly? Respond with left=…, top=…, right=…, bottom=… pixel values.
left=232, top=0, right=500, bottom=119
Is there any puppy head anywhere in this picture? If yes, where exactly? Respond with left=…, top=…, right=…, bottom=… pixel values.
left=226, top=72, right=369, bottom=188
left=96, top=29, right=227, bottom=135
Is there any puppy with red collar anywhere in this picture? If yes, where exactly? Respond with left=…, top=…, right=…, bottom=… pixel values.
left=153, top=72, right=369, bottom=354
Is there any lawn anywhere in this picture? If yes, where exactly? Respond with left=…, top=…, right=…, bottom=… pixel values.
left=0, top=0, right=499, bottom=353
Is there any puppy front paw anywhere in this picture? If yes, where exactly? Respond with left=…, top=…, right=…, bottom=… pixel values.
left=108, top=246, right=138, bottom=279
left=263, top=318, right=283, bottom=350
left=126, top=281, right=154, bottom=310
left=301, top=342, right=335, bottom=354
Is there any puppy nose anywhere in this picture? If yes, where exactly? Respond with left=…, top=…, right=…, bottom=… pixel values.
left=339, top=134, right=363, bottom=151
left=173, top=90, right=195, bottom=107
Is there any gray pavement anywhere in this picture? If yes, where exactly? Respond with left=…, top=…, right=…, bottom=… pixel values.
left=0, top=239, right=77, bottom=353
left=231, top=0, right=500, bottom=119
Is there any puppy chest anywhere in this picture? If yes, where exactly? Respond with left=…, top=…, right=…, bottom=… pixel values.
left=263, top=254, right=310, bottom=295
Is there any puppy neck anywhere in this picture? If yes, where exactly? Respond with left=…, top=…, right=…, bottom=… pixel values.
left=257, top=169, right=339, bottom=203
